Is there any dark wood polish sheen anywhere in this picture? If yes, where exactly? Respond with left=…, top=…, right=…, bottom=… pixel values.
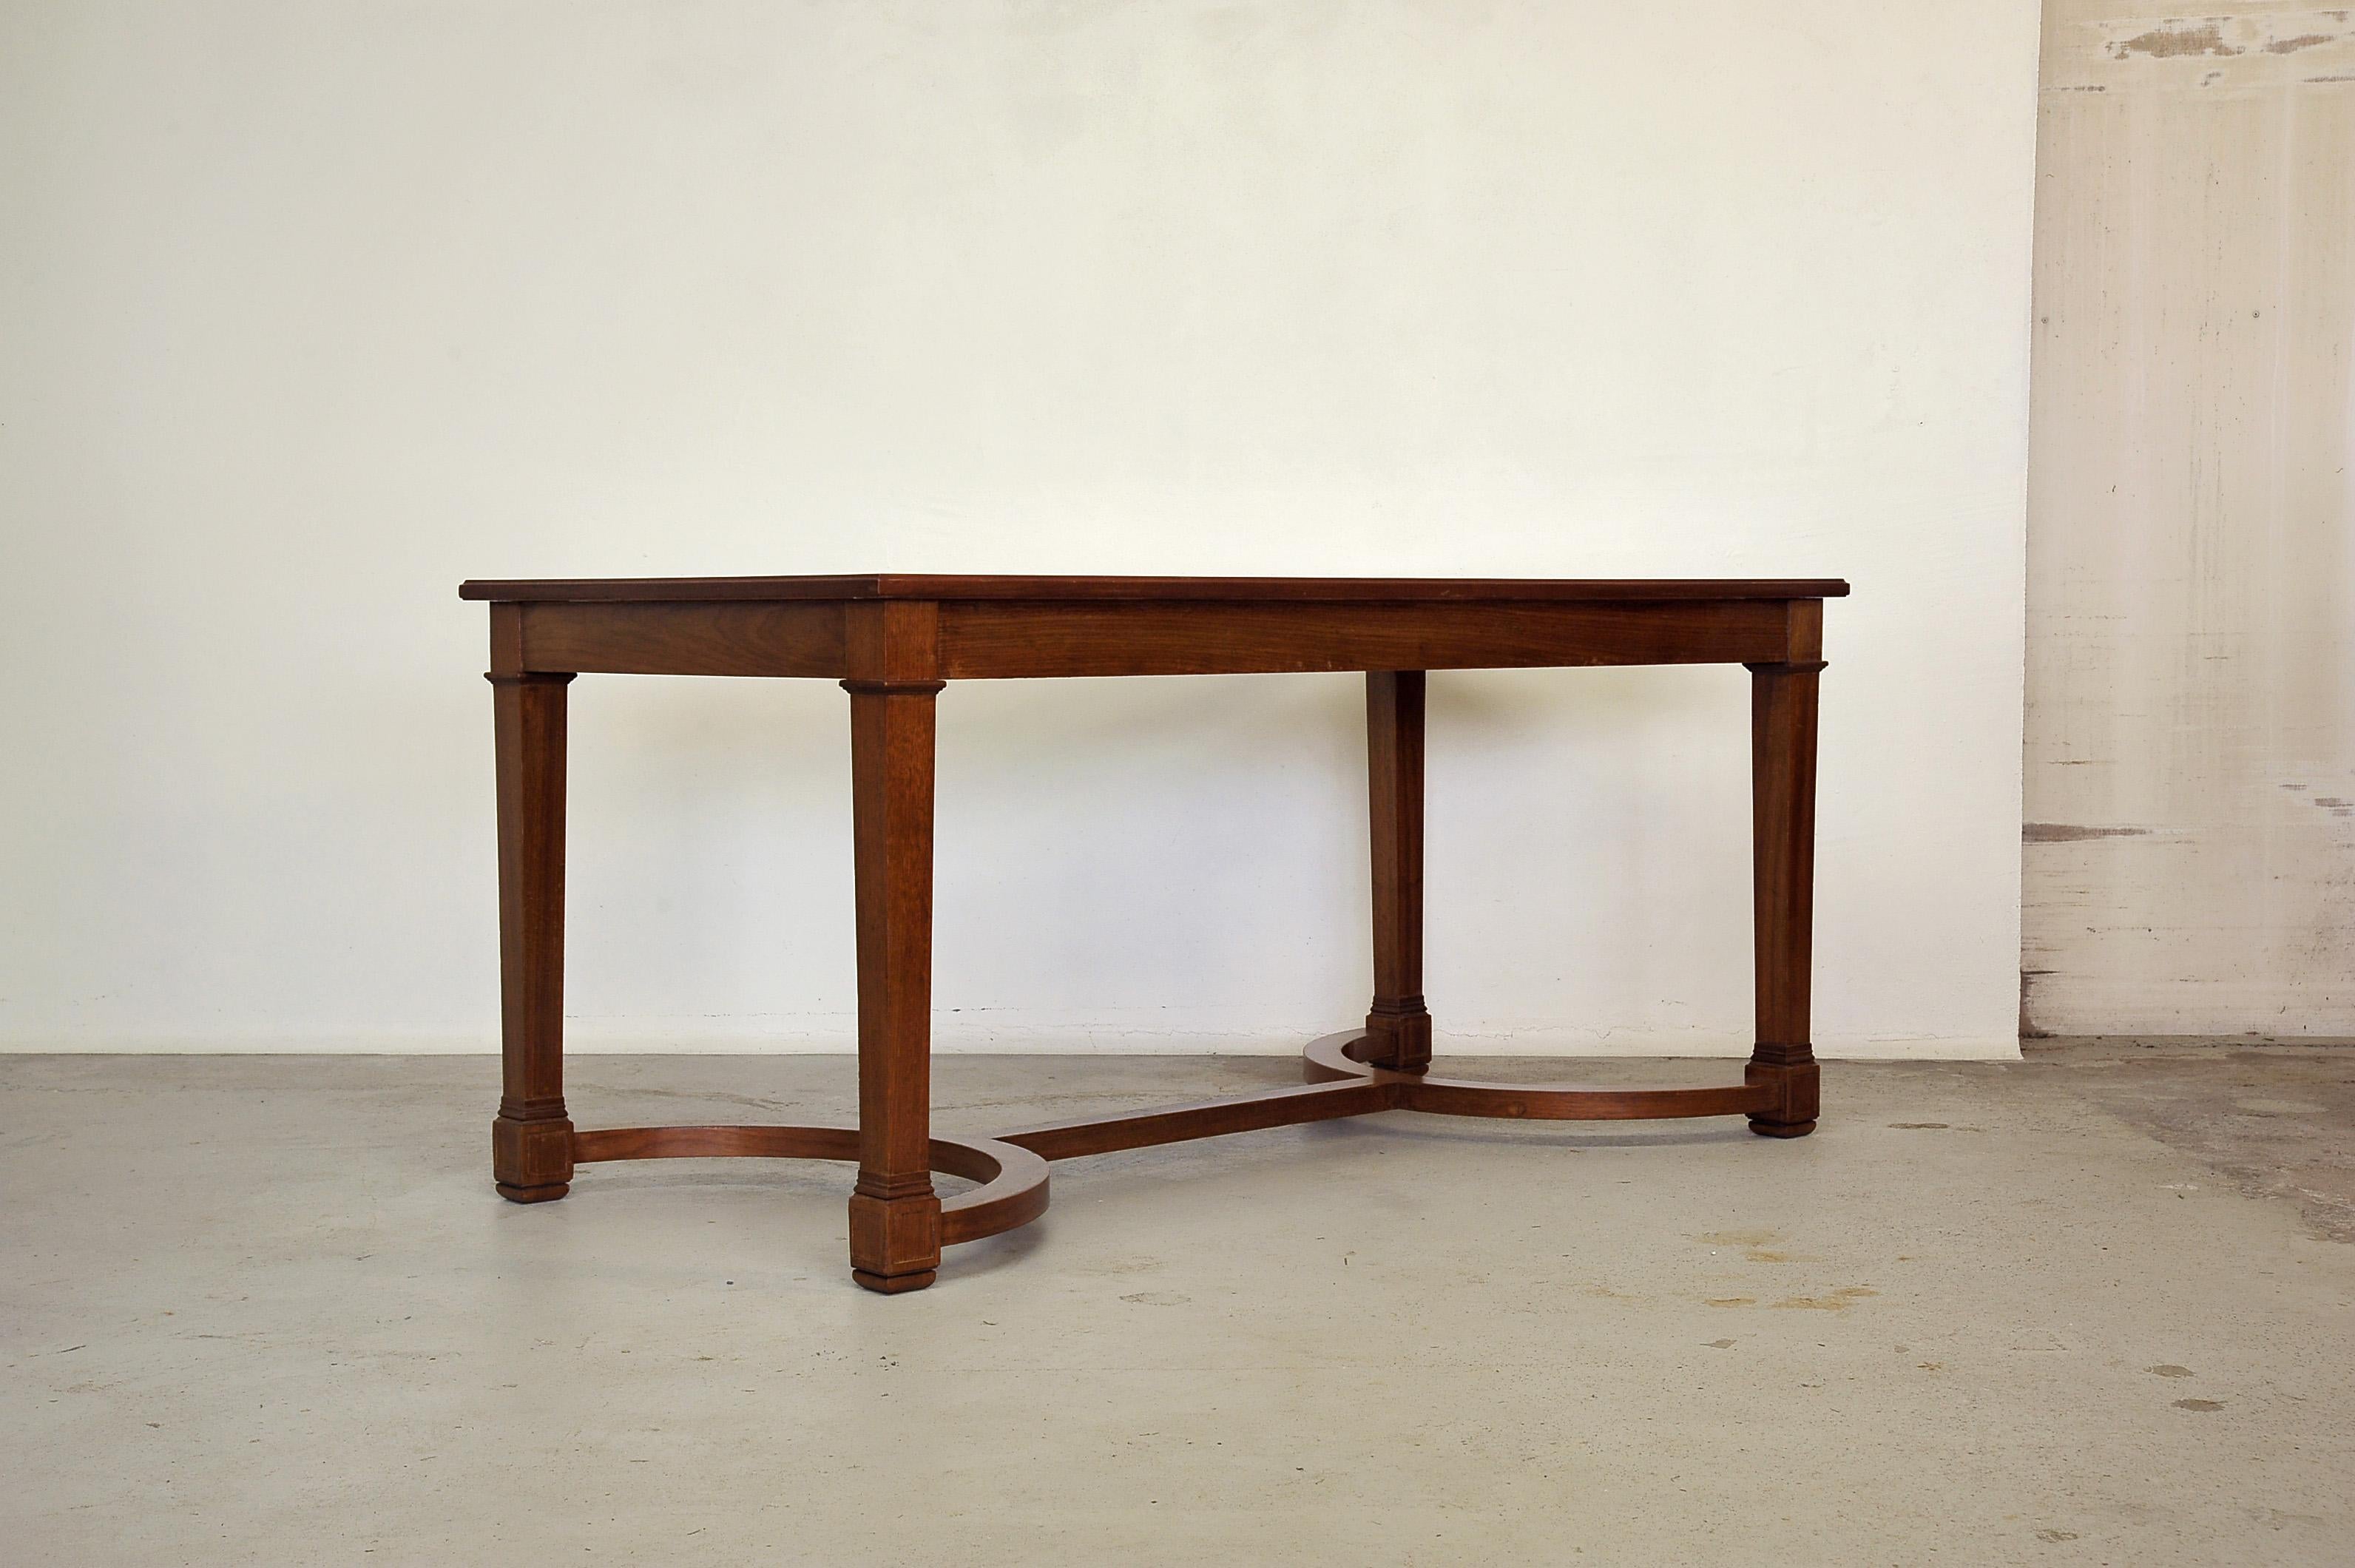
left=469, top=575, right=1845, bottom=1291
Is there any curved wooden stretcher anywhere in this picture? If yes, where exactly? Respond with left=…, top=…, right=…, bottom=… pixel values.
left=464, top=575, right=1841, bottom=1292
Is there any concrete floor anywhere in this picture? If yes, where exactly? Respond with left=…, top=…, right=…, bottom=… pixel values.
left=4, top=1044, right=2353, bottom=1566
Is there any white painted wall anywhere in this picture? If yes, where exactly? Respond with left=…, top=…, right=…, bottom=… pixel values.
left=0, top=1, right=2039, bottom=1058
left=2025, top=5, right=2355, bottom=1035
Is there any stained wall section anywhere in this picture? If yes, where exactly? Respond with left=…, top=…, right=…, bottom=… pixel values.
left=2026, top=6, right=2355, bottom=1034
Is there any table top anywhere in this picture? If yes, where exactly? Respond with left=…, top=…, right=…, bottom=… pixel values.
left=460, top=574, right=1851, bottom=604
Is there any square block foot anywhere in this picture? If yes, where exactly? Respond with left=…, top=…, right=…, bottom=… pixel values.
left=848, top=1189, right=942, bottom=1281
left=493, top=1113, right=575, bottom=1194
left=852, top=1268, right=939, bottom=1294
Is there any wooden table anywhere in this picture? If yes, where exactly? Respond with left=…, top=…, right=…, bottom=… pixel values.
left=460, top=575, right=1846, bottom=1293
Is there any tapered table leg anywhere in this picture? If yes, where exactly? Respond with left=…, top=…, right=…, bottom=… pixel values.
left=1744, top=658, right=1827, bottom=1137
left=489, top=669, right=577, bottom=1200
left=842, top=672, right=946, bottom=1293
left=1364, top=671, right=1433, bottom=1073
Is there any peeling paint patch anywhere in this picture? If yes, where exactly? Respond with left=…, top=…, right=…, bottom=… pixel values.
left=2024, top=822, right=2153, bottom=842
left=2109, top=21, right=2240, bottom=59
left=2091, top=11, right=2354, bottom=78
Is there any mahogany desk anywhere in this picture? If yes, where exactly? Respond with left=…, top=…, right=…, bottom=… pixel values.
left=460, top=575, right=1846, bottom=1294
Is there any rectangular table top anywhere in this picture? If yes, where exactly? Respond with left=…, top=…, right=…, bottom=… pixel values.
left=467, top=575, right=1844, bottom=680
left=460, top=574, right=1850, bottom=604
